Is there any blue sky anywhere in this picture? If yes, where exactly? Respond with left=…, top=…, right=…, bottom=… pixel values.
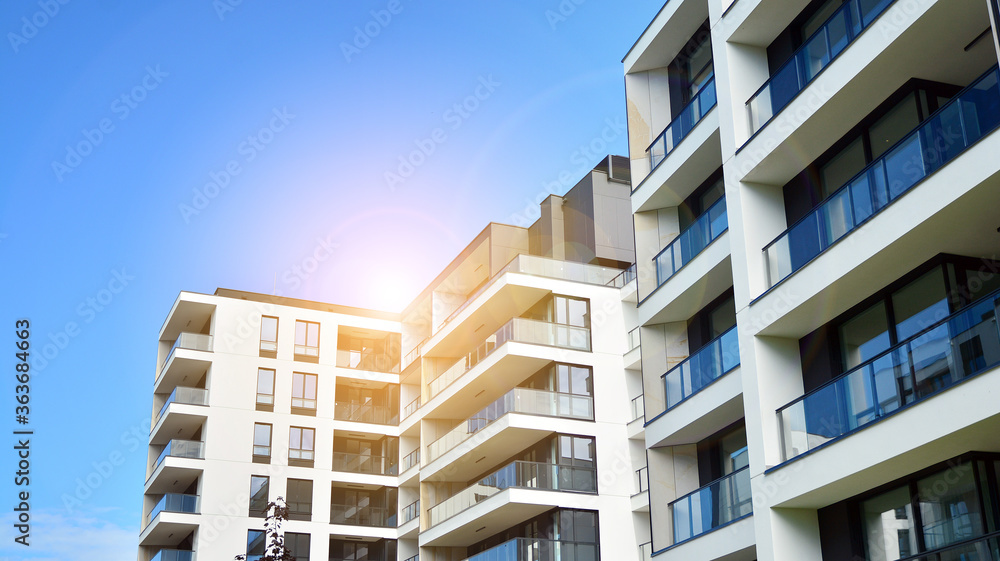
left=0, top=1, right=662, bottom=558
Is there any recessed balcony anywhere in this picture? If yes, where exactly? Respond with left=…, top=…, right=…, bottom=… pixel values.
left=329, top=503, right=396, bottom=528
left=145, top=440, right=204, bottom=493
left=426, top=387, right=593, bottom=464
left=779, top=287, right=1000, bottom=462
left=139, top=494, right=200, bottom=546
left=670, top=467, right=752, bottom=546
left=427, top=317, right=590, bottom=400
left=149, top=387, right=207, bottom=445
left=331, top=452, right=397, bottom=476
left=763, top=67, right=1000, bottom=290
left=644, top=77, right=717, bottom=184
left=463, top=537, right=598, bottom=561
left=333, top=402, right=398, bottom=426
left=662, top=326, right=740, bottom=413
left=652, top=197, right=728, bottom=293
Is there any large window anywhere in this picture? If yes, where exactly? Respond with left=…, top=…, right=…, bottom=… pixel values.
left=256, top=368, right=274, bottom=411
left=291, top=372, right=317, bottom=414
left=288, top=426, right=315, bottom=466
left=286, top=479, right=313, bottom=521
left=249, top=475, right=268, bottom=518
left=252, top=423, right=271, bottom=463
left=669, top=21, right=713, bottom=113
left=285, top=532, right=309, bottom=561
left=260, top=316, right=278, bottom=357
left=294, top=320, right=320, bottom=361
left=820, top=455, right=1000, bottom=560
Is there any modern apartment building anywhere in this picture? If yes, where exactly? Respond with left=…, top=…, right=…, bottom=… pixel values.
left=624, top=0, right=1000, bottom=560
left=137, top=157, right=655, bottom=561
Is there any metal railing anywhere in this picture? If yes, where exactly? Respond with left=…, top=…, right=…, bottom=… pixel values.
left=763, top=66, right=1000, bottom=288
left=627, top=327, right=641, bottom=353
left=144, top=493, right=200, bottom=527
left=402, top=396, right=421, bottom=420
left=152, top=439, right=204, bottom=471
left=607, top=263, right=637, bottom=288
left=155, top=387, right=208, bottom=423
left=654, top=196, right=728, bottom=288
left=635, top=466, right=649, bottom=495
left=646, top=76, right=717, bottom=173
left=429, top=461, right=597, bottom=527
left=331, top=452, right=397, bottom=476
left=747, top=0, right=895, bottom=134
left=631, top=395, right=645, bottom=423
left=671, top=466, right=752, bottom=543
left=663, top=326, right=740, bottom=411
left=426, top=387, right=594, bottom=463
left=428, top=317, right=591, bottom=399
left=779, top=287, right=1000, bottom=461
left=329, top=503, right=396, bottom=528
left=401, top=449, right=420, bottom=472
left=401, top=499, right=420, bottom=524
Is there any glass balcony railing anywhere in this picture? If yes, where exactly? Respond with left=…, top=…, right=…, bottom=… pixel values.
left=898, top=531, right=1000, bottom=561
left=152, top=439, right=204, bottom=471
left=428, top=318, right=591, bottom=399
left=779, top=288, right=1000, bottom=461
left=464, top=538, right=599, bottom=561
left=747, top=0, right=895, bottom=134
left=404, top=556, right=419, bottom=561
left=626, top=327, right=640, bottom=353
left=150, top=550, right=195, bottom=561
left=429, top=461, right=597, bottom=527
left=647, top=76, right=717, bottom=173
left=426, top=387, right=594, bottom=463
left=160, top=332, right=213, bottom=371
left=663, top=326, right=740, bottom=411
left=144, top=493, right=200, bottom=527
left=764, top=67, right=1000, bottom=288
left=155, top=387, right=208, bottom=423
left=331, top=452, right=397, bottom=476
left=639, top=541, right=653, bottom=561
left=671, top=466, right=752, bottom=544
left=401, top=449, right=420, bottom=472
left=333, top=402, right=398, bottom=426
left=631, top=394, right=645, bottom=423
left=336, top=348, right=400, bottom=374
left=438, top=254, right=623, bottom=335
left=330, top=503, right=396, bottom=528
left=401, top=499, right=420, bottom=524
left=654, top=197, right=728, bottom=288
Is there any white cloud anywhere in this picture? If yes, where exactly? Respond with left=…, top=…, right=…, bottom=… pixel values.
left=0, top=508, right=137, bottom=561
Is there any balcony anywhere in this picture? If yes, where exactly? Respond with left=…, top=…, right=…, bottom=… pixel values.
left=671, top=466, right=752, bottom=545
left=150, top=550, right=195, bottom=561
left=337, top=348, right=400, bottom=374
left=662, top=326, right=740, bottom=412
left=333, top=402, right=398, bottom=426
left=402, top=396, right=421, bottom=420
left=160, top=333, right=212, bottom=372
left=152, top=440, right=204, bottom=472
left=630, top=395, right=645, bottom=424
left=331, top=452, right=397, bottom=476
left=155, top=387, right=208, bottom=423
left=330, top=503, right=396, bottom=528
left=464, top=537, right=598, bottom=561
left=646, top=77, right=717, bottom=178
left=428, top=317, right=591, bottom=400
left=779, top=287, right=1000, bottom=462
left=429, top=461, right=596, bottom=527
left=654, top=197, right=728, bottom=290
left=402, top=499, right=420, bottom=524
left=607, top=263, right=637, bottom=288
left=144, top=494, right=200, bottom=528
left=747, top=0, right=896, bottom=135
left=763, top=67, right=1000, bottom=289
left=426, top=387, right=594, bottom=463
left=401, top=449, right=420, bottom=472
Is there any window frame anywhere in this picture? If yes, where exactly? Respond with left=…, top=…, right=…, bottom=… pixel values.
left=259, top=316, right=278, bottom=358
left=290, top=372, right=318, bottom=415
left=286, top=478, right=313, bottom=521
left=294, top=320, right=321, bottom=362
left=256, top=368, right=275, bottom=412
left=252, top=423, right=272, bottom=464
left=288, top=426, right=316, bottom=467
left=249, top=475, right=269, bottom=518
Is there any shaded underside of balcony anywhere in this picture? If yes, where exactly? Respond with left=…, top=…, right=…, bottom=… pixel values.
left=139, top=512, right=199, bottom=547
left=154, top=352, right=210, bottom=394
left=149, top=404, right=206, bottom=446
left=145, top=456, right=202, bottom=495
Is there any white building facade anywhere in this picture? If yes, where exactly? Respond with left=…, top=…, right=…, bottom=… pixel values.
left=625, top=0, right=1000, bottom=559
